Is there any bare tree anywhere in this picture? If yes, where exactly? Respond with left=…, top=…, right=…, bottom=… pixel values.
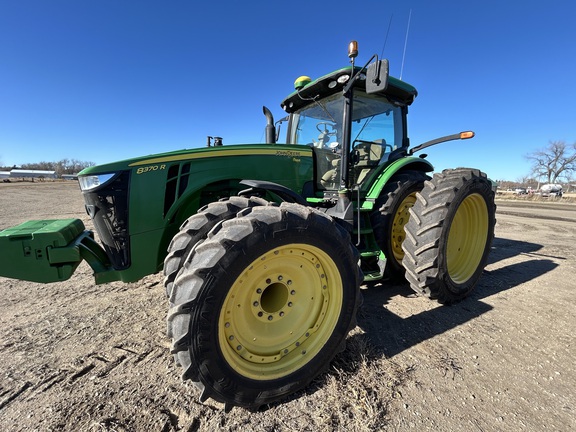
left=525, top=140, right=576, bottom=184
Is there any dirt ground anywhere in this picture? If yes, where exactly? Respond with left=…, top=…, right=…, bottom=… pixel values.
left=0, top=181, right=574, bottom=431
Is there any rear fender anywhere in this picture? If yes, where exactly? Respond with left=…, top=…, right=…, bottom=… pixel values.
left=361, top=157, right=434, bottom=210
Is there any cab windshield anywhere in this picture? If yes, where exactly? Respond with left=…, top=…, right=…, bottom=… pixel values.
left=289, top=91, right=404, bottom=190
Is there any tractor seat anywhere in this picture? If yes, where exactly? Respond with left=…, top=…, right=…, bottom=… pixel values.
left=355, top=140, right=385, bottom=167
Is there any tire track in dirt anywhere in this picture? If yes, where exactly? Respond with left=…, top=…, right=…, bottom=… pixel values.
left=0, top=345, right=164, bottom=413
left=0, top=382, right=32, bottom=410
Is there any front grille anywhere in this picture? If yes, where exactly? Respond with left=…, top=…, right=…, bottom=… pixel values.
left=83, top=171, right=131, bottom=270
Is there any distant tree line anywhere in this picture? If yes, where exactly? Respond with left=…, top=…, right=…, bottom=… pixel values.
left=1, top=159, right=95, bottom=176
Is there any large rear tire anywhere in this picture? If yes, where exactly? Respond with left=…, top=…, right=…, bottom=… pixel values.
left=371, top=170, right=429, bottom=281
left=163, top=196, right=267, bottom=299
left=402, top=168, right=496, bottom=303
left=167, top=203, right=362, bottom=409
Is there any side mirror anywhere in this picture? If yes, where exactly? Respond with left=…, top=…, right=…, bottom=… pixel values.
left=366, top=59, right=389, bottom=94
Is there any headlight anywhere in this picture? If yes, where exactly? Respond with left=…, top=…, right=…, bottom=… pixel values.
left=78, top=173, right=116, bottom=191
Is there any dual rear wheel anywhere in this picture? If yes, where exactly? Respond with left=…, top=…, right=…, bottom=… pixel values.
left=373, top=168, right=495, bottom=303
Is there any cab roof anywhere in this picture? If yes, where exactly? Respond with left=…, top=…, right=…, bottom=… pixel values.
left=281, top=66, right=418, bottom=113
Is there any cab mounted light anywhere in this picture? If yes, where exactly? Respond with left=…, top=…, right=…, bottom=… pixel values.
left=409, top=131, right=476, bottom=155
left=348, top=41, right=358, bottom=59
left=337, top=74, right=351, bottom=84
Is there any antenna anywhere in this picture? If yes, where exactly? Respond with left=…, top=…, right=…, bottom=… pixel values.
left=380, top=14, right=393, bottom=58
left=400, top=9, right=412, bottom=80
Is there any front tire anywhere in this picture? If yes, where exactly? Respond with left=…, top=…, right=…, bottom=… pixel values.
left=402, top=168, right=496, bottom=303
left=163, top=196, right=267, bottom=299
left=167, top=203, right=362, bottom=409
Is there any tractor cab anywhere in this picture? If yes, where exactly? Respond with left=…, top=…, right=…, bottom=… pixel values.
left=281, top=42, right=418, bottom=198
left=285, top=90, right=405, bottom=192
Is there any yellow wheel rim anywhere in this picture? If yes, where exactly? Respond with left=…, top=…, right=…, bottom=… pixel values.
left=218, top=244, right=343, bottom=380
left=391, top=193, right=417, bottom=263
left=446, top=193, right=488, bottom=284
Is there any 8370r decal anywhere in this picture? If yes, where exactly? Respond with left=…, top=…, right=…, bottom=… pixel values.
left=136, top=164, right=166, bottom=175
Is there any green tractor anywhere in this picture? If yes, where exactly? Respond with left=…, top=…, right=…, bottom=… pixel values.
left=0, top=41, right=496, bottom=410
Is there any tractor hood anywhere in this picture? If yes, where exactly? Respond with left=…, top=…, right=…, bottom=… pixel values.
left=78, top=144, right=276, bottom=176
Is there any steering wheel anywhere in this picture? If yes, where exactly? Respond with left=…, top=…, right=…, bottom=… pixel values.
left=313, top=122, right=337, bottom=148
left=316, top=122, right=337, bottom=134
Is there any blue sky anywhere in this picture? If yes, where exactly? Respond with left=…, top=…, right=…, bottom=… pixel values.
left=1, top=1, right=574, bottom=182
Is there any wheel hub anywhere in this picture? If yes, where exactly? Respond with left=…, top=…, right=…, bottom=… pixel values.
left=447, top=193, right=489, bottom=284
left=218, top=244, right=342, bottom=379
